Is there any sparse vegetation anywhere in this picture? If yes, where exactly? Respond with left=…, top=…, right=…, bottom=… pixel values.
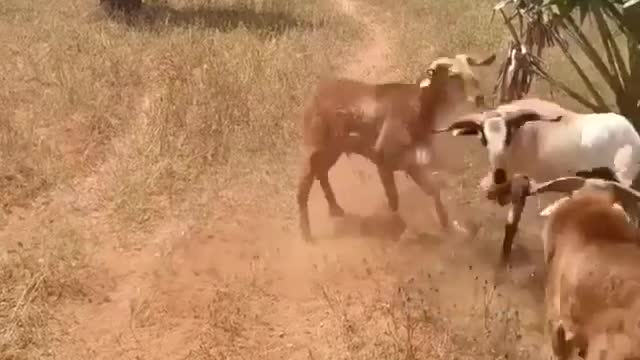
left=0, top=0, right=605, bottom=358
left=0, top=0, right=358, bottom=357
left=493, top=0, right=640, bottom=123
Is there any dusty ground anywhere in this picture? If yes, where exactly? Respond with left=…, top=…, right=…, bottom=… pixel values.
left=1, top=0, right=558, bottom=359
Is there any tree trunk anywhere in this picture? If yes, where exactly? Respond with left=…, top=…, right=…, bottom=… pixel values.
left=621, top=5, right=640, bottom=128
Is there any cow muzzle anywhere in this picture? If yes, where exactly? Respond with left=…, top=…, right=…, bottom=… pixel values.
left=493, top=168, right=507, bottom=185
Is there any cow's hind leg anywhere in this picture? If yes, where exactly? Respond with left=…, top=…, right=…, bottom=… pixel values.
left=317, top=151, right=344, bottom=217
left=297, top=148, right=345, bottom=242
left=377, top=165, right=399, bottom=212
left=407, top=166, right=450, bottom=230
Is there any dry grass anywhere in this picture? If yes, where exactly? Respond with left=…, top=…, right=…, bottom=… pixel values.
left=370, top=0, right=620, bottom=112
left=339, top=0, right=636, bottom=358
left=0, top=0, right=359, bottom=357
left=363, top=0, right=625, bottom=206
left=315, top=278, right=530, bottom=360
left=183, top=263, right=534, bottom=360
left=2, top=0, right=615, bottom=358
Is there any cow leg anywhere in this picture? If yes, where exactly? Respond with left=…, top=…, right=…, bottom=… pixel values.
left=344, top=133, right=400, bottom=212
left=406, top=166, right=450, bottom=230
left=500, top=193, right=526, bottom=267
left=550, top=323, right=575, bottom=360
left=317, top=151, right=344, bottom=217
left=377, top=165, right=399, bottom=212
left=297, top=150, right=317, bottom=242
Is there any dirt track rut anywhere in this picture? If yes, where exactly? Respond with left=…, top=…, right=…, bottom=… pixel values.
left=50, top=0, right=550, bottom=358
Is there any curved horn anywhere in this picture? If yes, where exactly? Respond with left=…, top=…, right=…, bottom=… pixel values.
left=533, top=176, right=640, bottom=202
left=432, top=112, right=483, bottom=135
left=575, top=167, right=620, bottom=182
left=530, top=176, right=589, bottom=195
left=503, top=108, right=563, bottom=130
left=466, top=53, right=496, bottom=66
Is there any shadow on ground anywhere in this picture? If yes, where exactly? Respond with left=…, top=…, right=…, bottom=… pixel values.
left=101, top=3, right=322, bottom=36
left=329, top=211, right=407, bottom=241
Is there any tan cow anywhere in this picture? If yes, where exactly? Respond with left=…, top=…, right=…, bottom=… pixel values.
left=416, top=53, right=496, bottom=107
left=491, top=175, right=640, bottom=359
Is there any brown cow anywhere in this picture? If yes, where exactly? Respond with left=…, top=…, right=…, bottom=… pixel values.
left=297, top=63, right=473, bottom=241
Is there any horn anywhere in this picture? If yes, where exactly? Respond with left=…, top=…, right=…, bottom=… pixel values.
left=503, top=108, right=563, bottom=130
left=530, top=176, right=589, bottom=195
left=432, top=113, right=483, bottom=134
left=575, top=166, right=619, bottom=182
left=432, top=120, right=482, bottom=135
left=467, top=53, right=497, bottom=66
left=533, top=176, right=640, bottom=205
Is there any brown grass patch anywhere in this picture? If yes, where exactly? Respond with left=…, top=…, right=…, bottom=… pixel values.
left=0, top=0, right=360, bottom=357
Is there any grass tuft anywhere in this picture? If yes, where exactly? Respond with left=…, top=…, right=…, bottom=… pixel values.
left=0, top=0, right=359, bottom=357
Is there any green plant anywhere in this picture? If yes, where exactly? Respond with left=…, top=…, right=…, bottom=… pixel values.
left=493, top=0, right=640, bottom=124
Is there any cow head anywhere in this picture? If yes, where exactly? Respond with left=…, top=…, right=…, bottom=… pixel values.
left=420, top=63, right=469, bottom=116
left=432, top=107, right=563, bottom=186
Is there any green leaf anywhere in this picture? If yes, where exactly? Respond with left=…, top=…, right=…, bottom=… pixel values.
left=494, top=0, right=513, bottom=11
left=624, top=0, right=640, bottom=8
left=578, top=2, right=590, bottom=24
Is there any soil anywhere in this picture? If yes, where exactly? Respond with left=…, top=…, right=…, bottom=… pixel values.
left=44, top=0, right=554, bottom=358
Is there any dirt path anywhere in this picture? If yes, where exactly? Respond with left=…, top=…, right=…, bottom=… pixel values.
left=50, top=1, right=411, bottom=359
left=49, top=0, right=550, bottom=358
left=338, top=0, right=391, bottom=80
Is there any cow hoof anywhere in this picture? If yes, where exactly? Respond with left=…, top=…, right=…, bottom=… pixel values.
left=399, top=228, right=419, bottom=242
left=493, top=265, right=510, bottom=286
left=301, top=232, right=316, bottom=243
left=443, top=220, right=470, bottom=238
left=329, top=206, right=345, bottom=218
